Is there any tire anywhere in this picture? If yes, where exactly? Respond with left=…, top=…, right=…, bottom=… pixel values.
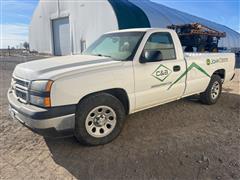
left=200, top=75, right=222, bottom=105
left=74, top=92, right=126, bottom=145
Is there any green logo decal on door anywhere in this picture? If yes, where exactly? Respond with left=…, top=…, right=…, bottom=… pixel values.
left=152, top=64, right=172, bottom=82
left=168, top=62, right=211, bottom=90
left=151, top=63, right=211, bottom=90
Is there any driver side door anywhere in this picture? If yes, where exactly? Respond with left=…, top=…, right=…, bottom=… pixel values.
left=133, top=32, right=186, bottom=111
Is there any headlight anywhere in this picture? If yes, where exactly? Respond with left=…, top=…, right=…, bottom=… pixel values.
left=30, top=80, right=53, bottom=92
left=29, top=95, right=51, bottom=107
left=29, top=80, right=53, bottom=107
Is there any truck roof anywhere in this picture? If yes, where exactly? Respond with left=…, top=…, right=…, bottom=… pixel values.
left=105, top=28, right=174, bottom=34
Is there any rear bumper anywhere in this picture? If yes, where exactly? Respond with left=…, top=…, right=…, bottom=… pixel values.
left=8, top=89, right=76, bottom=137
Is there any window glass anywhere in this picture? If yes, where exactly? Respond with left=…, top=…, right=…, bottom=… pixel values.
left=83, top=32, right=145, bottom=60
left=143, top=32, right=176, bottom=61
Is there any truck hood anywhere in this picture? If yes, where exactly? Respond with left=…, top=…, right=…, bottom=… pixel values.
left=13, top=55, right=122, bottom=80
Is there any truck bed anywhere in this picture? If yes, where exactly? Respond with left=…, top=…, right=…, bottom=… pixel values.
left=182, top=52, right=235, bottom=97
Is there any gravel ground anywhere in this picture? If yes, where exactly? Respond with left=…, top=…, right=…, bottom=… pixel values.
left=0, top=56, right=239, bottom=180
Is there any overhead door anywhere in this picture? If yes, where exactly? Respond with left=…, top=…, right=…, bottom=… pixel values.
left=52, top=17, right=71, bottom=56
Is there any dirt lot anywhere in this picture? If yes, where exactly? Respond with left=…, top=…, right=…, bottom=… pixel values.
left=0, top=56, right=239, bottom=180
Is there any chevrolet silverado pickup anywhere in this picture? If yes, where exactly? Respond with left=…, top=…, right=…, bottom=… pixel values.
left=8, top=28, right=235, bottom=145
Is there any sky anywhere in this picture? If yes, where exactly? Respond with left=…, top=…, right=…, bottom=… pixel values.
left=0, top=0, right=239, bottom=49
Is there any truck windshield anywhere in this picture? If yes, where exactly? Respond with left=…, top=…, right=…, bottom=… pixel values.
left=83, top=32, right=145, bottom=60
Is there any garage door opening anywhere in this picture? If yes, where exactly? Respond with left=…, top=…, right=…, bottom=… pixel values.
left=52, top=17, right=71, bottom=56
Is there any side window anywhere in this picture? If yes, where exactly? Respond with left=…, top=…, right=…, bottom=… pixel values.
left=142, top=32, right=176, bottom=62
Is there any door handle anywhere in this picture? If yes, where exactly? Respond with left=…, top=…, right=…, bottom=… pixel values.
left=173, top=65, right=181, bottom=72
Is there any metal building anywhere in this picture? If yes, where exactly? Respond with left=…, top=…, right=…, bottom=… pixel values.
left=29, top=0, right=240, bottom=55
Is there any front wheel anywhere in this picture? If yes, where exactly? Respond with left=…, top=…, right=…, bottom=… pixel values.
left=74, top=93, right=126, bottom=145
left=200, top=75, right=222, bottom=105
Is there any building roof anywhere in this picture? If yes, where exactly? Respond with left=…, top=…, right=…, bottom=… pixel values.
left=129, top=0, right=240, bottom=48
left=30, top=0, right=240, bottom=55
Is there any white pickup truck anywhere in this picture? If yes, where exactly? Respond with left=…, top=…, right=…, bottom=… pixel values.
left=8, top=28, right=235, bottom=145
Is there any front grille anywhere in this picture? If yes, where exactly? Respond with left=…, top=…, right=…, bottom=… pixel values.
left=15, top=89, right=27, bottom=101
left=15, top=79, right=29, bottom=87
left=12, top=77, right=30, bottom=103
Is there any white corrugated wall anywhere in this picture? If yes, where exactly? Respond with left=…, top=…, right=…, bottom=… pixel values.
left=29, top=0, right=118, bottom=54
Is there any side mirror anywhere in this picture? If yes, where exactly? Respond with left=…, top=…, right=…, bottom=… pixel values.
left=140, top=50, right=162, bottom=63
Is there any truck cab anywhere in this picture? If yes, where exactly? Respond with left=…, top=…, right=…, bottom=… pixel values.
left=8, top=28, right=235, bottom=145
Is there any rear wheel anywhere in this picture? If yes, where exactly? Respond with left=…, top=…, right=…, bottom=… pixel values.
left=200, top=75, right=222, bottom=105
left=74, top=93, right=126, bottom=145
